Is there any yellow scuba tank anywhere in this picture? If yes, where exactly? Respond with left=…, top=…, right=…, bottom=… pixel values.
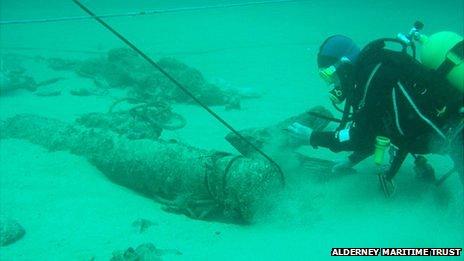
left=420, top=31, right=464, bottom=92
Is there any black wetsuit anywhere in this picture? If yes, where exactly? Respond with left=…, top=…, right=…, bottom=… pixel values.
left=310, top=46, right=463, bottom=182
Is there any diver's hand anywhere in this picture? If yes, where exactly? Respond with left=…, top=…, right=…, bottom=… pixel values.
left=331, top=159, right=356, bottom=173
left=287, top=122, right=312, bottom=144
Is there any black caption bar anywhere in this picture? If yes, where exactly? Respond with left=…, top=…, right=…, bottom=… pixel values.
left=331, top=248, right=462, bottom=256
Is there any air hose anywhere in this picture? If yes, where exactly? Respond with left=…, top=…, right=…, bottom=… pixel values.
left=72, top=0, right=285, bottom=186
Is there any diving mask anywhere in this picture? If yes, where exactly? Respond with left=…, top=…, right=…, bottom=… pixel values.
left=318, top=56, right=351, bottom=84
left=319, top=56, right=351, bottom=104
left=319, top=65, right=337, bottom=84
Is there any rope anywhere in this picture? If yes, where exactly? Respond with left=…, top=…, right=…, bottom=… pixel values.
left=0, top=40, right=313, bottom=58
left=1, top=0, right=309, bottom=25
left=72, top=0, right=286, bottom=185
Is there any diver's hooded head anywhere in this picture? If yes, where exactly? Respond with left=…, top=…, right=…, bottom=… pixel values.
left=317, top=35, right=360, bottom=104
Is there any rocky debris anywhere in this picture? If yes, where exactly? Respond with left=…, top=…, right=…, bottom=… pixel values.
left=76, top=111, right=164, bottom=140
left=0, top=218, right=26, bottom=246
left=47, top=48, right=252, bottom=107
left=64, top=77, right=109, bottom=97
left=0, top=69, right=37, bottom=95
left=0, top=54, right=70, bottom=96
left=111, top=243, right=182, bottom=261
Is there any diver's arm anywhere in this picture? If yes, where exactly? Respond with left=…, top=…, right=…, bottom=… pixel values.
left=287, top=118, right=373, bottom=152
left=309, top=64, right=391, bottom=152
left=309, top=106, right=375, bottom=153
left=309, top=124, right=374, bottom=173
left=309, top=130, right=353, bottom=152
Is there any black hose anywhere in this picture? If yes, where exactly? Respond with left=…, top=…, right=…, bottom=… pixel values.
left=72, top=0, right=285, bottom=186
left=306, top=111, right=342, bottom=123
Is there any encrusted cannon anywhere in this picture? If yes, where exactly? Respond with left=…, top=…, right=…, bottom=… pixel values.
left=1, top=114, right=282, bottom=222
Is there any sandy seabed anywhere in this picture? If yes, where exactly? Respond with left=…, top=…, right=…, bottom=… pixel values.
left=1, top=0, right=463, bottom=260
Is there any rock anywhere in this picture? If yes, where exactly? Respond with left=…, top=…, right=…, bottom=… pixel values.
left=224, top=96, right=241, bottom=111
left=65, top=77, right=108, bottom=97
left=36, top=77, right=66, bottom=87
left=111, top=243, right=182, bottom=261
left=0, top=218, right=26, bottom=246
left=35, top=85, right=62, bottom=97
left=1, top=72, right=37, bottom=95
left=70, top=86, right=93, bottom=96
left=233, top=86, right=262, bottom=99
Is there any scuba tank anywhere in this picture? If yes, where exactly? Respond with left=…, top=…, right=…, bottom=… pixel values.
left=395, top=23, right=463, bottom=92
left=420, top=31, right=464, bottom=92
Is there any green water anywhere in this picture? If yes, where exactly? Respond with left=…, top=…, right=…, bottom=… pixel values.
left=0, top=0, right=463, bottom=260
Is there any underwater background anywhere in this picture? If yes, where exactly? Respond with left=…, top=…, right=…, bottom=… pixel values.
left=1, top=0, right=463, bottom=260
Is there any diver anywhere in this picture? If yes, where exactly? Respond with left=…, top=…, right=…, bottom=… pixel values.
left=287, top=26, right=464, bottom=196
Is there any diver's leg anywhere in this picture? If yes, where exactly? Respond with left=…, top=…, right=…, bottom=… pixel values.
left=449, top=133, right=464, bottom=188
left=385, top=149, right=408, bottom=180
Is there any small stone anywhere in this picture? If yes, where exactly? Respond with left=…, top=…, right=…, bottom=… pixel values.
left=132, top=218, right=156, bottom=233
left=111, top=243, right=181, bottom=261
left=225, top=97, right=241, bottom=111
left=0, top=218, right=26, bottom=246
left=70, top=87, right=93, bottom=96
left=111, top=243, right=161, bottom=261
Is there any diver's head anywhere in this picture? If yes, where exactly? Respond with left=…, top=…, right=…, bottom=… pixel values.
left=317, top=35, right=360, bottom=104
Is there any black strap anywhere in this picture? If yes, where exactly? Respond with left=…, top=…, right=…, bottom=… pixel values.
left=359, top=38, right=416, bottom=61
left=436, top=40, right=463, bottom=75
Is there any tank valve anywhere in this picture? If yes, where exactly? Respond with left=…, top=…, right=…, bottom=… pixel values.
left=397, top=20, right=426, bottom=45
